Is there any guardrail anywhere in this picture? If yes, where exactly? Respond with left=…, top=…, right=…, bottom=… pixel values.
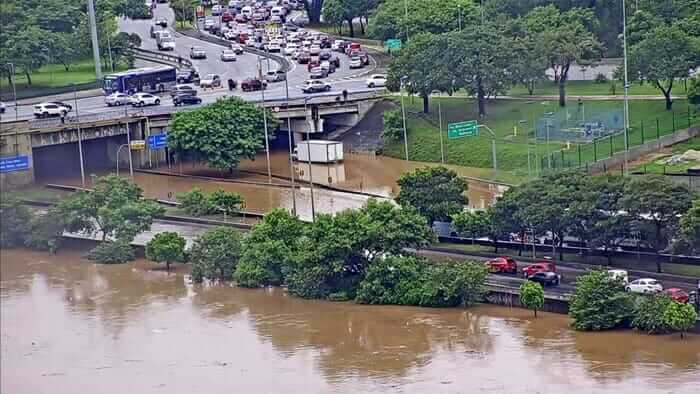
left=131, top=47, right=195, bottom=70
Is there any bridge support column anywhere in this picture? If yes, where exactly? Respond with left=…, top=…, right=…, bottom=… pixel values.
left=0, top=133, right=34, bottom=188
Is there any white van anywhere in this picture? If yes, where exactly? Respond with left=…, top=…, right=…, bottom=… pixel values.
left=241, top=6, right=253, bottom=18
left=271, top=6, right=286, bottom=17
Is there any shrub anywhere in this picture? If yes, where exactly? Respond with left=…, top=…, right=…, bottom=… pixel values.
left=520, top=281, right=545, bottom=317
left=569, top=270, right=633, bottom=331
left=594, top=73, right=608, bottom=83
left=177, top=188, right=216, bottom=216
left=190, top=227, right=242, bottom=282
left=663, top=301, right=698, bottom=339
left=0, top=197, right=32, bottom=248
left=145, top=232, right=187, bottom=270
left=25, top=210, right=67, bottom=253
left=688, top=76, right=700, bottom=105
left=87, top=240, right=135, bottom=264
left=630, top=294, right=672, bottom=334
left=382, top=108, right=404, bottom=142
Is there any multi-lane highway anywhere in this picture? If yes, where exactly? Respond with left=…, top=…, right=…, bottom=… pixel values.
left=1, top=3, right=381, bottom=123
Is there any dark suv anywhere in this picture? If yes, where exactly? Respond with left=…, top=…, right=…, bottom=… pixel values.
left=176, top=69, right=200, bottom=84
left=173, top=92, right=202, bottom=106
left=240, top=78, right=267, bottom=92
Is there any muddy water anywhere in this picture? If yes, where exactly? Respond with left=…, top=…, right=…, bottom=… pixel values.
left=2, top=248, right=699, bottom=393
left=48, top=152, right=506, bottom=221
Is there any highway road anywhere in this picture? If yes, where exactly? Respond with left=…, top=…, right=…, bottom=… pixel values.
left=1, top=3, right=381, bottom=123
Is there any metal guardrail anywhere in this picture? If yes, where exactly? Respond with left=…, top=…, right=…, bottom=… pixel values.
left=131, top=47, right=195, bottom=70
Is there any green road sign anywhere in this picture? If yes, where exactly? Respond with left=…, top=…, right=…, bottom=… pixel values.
left=447, top=120, right=478, bottom=139
left=386, top=39, right=402, bottom=51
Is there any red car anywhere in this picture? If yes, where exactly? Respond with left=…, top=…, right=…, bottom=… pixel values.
left=522, top=262, right=556, bottom=278
left=664, top=288, right=689, bottom=303
left=485, top=257, right=517, bottom=274
left=307, top=59, right=321, bottom=72
left=221, top=11, right=234, bottom=23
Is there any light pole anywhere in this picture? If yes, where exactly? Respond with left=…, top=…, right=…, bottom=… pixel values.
left=6, top=63, right=18, bottom=121
left=258, top=55, right=272, bottom=184
left=434, top=89, right=445, bottom=164
left=477, top=124, right=498, bottom=172
left=73, top=84, right=86, bottom=188
left=284, top=72, right=297, bottom=216
left=303, top=97, right=316, bottom=222
left=403, top=0, right=410, bottom=43
left=622, top=0, right=631, bottom=175
left=115, top=144, right=133, bottom=178
left=400, top=75, right=409, bottom=161
left=87, top=0, right=102, bottom=79
left=458, top=5, right=463, bottom=31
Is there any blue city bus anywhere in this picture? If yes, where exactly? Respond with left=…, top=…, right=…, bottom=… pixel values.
left=103, top=66, right=177, bottom=94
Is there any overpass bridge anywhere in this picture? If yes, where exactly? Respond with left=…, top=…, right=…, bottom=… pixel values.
left=0, top=91, right=382, bottom=188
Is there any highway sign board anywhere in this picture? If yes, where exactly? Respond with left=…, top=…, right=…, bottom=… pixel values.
left=447, top=120, right=478, bottom=139
left=0, top=155, right=30, bottom=173
left=130, top=140, right=146, bottom=150
left=147, top=133, right=168, bottom=150
left=386, top=39, right=402, bottom=51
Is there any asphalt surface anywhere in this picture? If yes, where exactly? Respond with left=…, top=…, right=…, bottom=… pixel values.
left=1, top=3, right=381, bottom=123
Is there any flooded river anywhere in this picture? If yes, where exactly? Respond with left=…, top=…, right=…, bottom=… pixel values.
left=2, top=248, right=699, bottom=393
left=43, top=152, right=507, bottom=221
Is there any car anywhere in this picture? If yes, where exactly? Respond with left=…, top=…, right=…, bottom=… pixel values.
left=319, top=61, right=336, bottom=73
left=158, top=37, right=175, bottom=50
left=522, top=262, right=556, bottom=278
left=264, top=70, right=286, bottom=83
left=48, top=101, right=72, bottom=112
left=173, top=92, right=202, bottom=106
left=266, top=42, right=281, bottom=52
left=222, top=11, right=234, bottom=23
left=220, top=49, right=237, bottom=61
left=283, top=22, right=298, bottom=32
left=349, top=56, right=364, bottom=69
left=33, top=102, right=70, bottom=118
left=190, top=46, right=207, bottom=59
left=150, top=24, right=164, bottom=38
left=328, top=55, right=340, bottom=68
left=177, top=69, right=200, bottom=84
left=331, top=39, right=345, bottom=52
left=625, top=278, right=663, bottom=294
left=308, top=44, right=322, bottom=56
left=309, top=66, right=328, bottom=79
left=307, top=59, right=321, bottom=72
left=607, top=269, right=629, bottom=284
left=129, top=92, right=160, bottom=107
left=284, top=43, right=298, bottom=56
left=230, top=43, right=244, bottom=54
left=351, top=50, right=370, bottom=65
left=484, top=257, right=517, bottom=274
left=155, top=17, right=168, bottom=27
left=240, top=78, right=267, bottom=91
left=270, top=15, right=282, bottom=23
left=199, top=74, right=222, bottom=88
left=318, top=50, right=331, bottom=60
left=223, top=30, right=238, bottom=40
left=0, top=101, right=5, bottom=114
left=204, top=18, right=216, bottom=30
left=297, top=52, right=311, bottom=64
left=302, top=79, right=331, bottom=93
left=366, top=74, right=387, bottom=88
left=212, top=4, right=222, bottom=15
left=105, top=92, right=130, bottom=106
left=663, top=288, right=690, bottom=303
left=235, top=13, right=247, bottom=23
left=528, top=271, right=562, bottom=287
left=170, top=84, right=196, bottom=97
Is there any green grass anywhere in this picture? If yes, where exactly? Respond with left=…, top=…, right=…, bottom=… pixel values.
left=632, top=136, right=700, bottom=174
left=383, top=97, right=699, bottom=183
left=507, top=80, right=690, bottom=97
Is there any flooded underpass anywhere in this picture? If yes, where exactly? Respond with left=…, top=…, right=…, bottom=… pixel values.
left=39, top=151, right=508, bottom=221
left=2, top=248, right=699, bottom=393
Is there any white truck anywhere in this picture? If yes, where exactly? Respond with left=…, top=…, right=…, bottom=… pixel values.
left=294, top=140, right=344, bottom=163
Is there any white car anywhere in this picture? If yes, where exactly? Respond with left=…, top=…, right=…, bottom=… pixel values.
left=626, top=278, right=663, bottom=294
left=129, top=92, right=161, bottom=107
left=158, top=37, right=175, bottom=51
left=331, top=39, right=345, bottom=51
left=33, top=102, right=71, bottom=118
left=220, top=49, right=237, bottom=61
left=607, top=269, right=629, bottom=284
left=348, top=56, right=364, bottom=69
left=309, top=44, right=322, bottom=55
left=230, top=43, right=244, bottom=54
left=0, top=101, right=6, bottom=114
left=204, top=18, right=215, bottom=30
left=223, top=30, right=238, bottom=40
left=105, top=92, right=129, bottom=106
left=266, top=42, right=281, bottom=52
left=199, top=74, right=222, bottom=88
left=212, top=5, right=222, bottom=15
left=366, top=74, right=387, bottom=88
left=284, top=43, right=298, bottom=56
left=302, top=79, right=331, bottom=93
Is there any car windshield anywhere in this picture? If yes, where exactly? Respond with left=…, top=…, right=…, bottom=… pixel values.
left=647, top=280, right=659, bottom=285
left=193, top=47, right=203, bottom=51
left=205, top=74, right=216, bottom=80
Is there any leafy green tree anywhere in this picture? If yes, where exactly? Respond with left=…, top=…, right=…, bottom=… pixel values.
left=190, top=226, right=242, bottom=282
left=172, top=0, right=200, bottom=28
left=688, top=76, right=700, bottom=105
left=321, top=0, right=363, bottom=36
left=663, top=301, right=698, bottom=339
left=177, top=188, right=216, bottom=216
left=25, top=209, right=68, bottom=253
left=569, top=270, right=633, bottom=331
left=234, top=209, right=306, bottom=287
left=520, top=281, right=544, bottom=317
left=417, top=261, right=488, bottom=307
left=108, top=32, right=141, bottom=70
left=452, top=209, right=490, bottom=245
left=300, top=0, right=325, bottom=24
left=672, top=200, right=700, bottom=255
left=524, top=5, right=603, bottom=106
left=86, top=239, right=136, bottom=264
left=625, top=10, right=661, bottom=46
left=510, top=29, right=549, bottom=95
left=381, top=107, right=403, bottom=142
left=0, top=197, right=32, bottom=248
left=396, top=166, right=468, bottom=225
left=169, top=97, right=276, bottom=172
left=621, top=175, right=693, bottom=272
left=630, top=294, right=672, bottom=334
left=368, top=0, right=477, bottom=41
left=208, top=190, right=244, bottom=220
left=629, top=25, right=700, bottom=110
left=146, top=232, right=187, bottom=271
left=47, top=32, right=83, bottom=72
left=4, top=26, right=49, bottom=85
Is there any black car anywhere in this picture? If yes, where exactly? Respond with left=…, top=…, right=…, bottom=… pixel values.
left=173, top=92, right=202, bottom=106
left=176, top=69, right=200, bottom=84
left=156, top=18, right=168, bottom=27
left=528, top=271, right=561, bottom=287
left=283, top=23, right=298, bottom=32
left=319, top=50, right=331, bottom=60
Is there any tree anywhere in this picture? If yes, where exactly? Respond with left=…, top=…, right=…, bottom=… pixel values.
left=631, top=294, right=672, bottom=334
left=396, top=166, right=468, bottom=225
left=301, top=0, right=325, bottom=24
left=452, top=210, right=490, bottom=245
left=672, top=200, right=700, bottom=255
left=146, top=232, right=186, bottom=271
left=0, top=196, right=32, bottom=248
left=190, top=226, right=242, bottom=282
left=86, top=239, right=135, bottom=264
left=4, top=26, right=49, bottom=85
left=47, top=32, right=83, bottom=72
left=569, top=270, right=632, bottom=331
left=629, top=25, right=700, bottom=110
left=688, top=76, right=700, bottom=105
left=172, top=0, right=200, bottom=28
left=321, top=0, right=361, bottom=36
left=621, top=175, right=693, bottom=272
left=169, top=97, right=276, bottom=172
left=508, top=19, right=549, bottom=95
left=108, top=32, right=141, bottom=70
left=520, top=281, right=544, bottom=317
left=177, top=188, right=217, bottom=216
left=524, top=5, right=603, bottom=107
left=367, top=0, right=477, bottom=41
left=208, top=190, right=244, bottom=220
left=381, top=107, right=403, bottom=142
left=663, top=301, right=698, bottom=339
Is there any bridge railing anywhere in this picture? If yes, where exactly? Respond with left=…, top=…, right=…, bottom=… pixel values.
left=131, top=47, right=195, bottom=70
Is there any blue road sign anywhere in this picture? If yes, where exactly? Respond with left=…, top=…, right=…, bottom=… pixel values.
left=148, top=133, right=168, bottom=150
left=0, top=155, right=30, bottom=173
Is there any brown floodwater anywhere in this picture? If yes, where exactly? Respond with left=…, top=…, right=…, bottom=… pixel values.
left=2, top=248, right=699, bottom=393
left=43, top=152, right=507, bottom=221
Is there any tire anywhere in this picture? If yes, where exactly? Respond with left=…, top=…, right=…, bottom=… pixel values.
left=368, top=83, right=374, bottom=88
left=43, top=112, right=49, bottom=118
left=107, top=103, right=112, bottom=107
left=155, top=99, right=160, bottom=105
left=325, top=86, right=331, bottom=91
left=139, top=101, right=144, bottom=107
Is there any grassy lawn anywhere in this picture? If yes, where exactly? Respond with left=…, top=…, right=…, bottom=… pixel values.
left=383, top=97, right=699, bottom=183
left=632, top=136, right=700, bottom=174
left=507, top=80, right=690, bottom=97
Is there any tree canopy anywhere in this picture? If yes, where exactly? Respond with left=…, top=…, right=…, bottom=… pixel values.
left=396, top=166, right=468, bottom=224
left=146, top=231, right=187, bottom=271
left=191, top=226, right=243, bottom=282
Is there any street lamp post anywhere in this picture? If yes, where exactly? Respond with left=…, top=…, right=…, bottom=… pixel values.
left=284, top=73, right=297, bottom=216
left=458, top=5, right=463, bottom=30
left=622, top=0, right=631, bottom=174
left=73, top=84, right=86, bottom=188
left=258, top=55, right=272, bottom=184
left=303, top=97, right=316, bottom=222
left=6, top=63, right=18, bottom=121
left=404, top=0, right=410, bottom=43
left=400, top=76, right=409, bottom=161
left=435, top=90, right=445, bottom=164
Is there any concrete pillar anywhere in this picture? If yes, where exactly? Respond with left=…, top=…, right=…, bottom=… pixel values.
left=0, top=133, right=34, bottom=188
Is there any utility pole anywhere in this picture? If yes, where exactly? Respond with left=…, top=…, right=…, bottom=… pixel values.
left=74, top=84, right=86, bottom=188
left=400, top=76, right=409, bottom=161
left=622, top=0, right=631, bottom=175
left=437, top=90, right=445, bottom=164
left=258, top=55, right=272, bottom=184
left=87, top=0, right=102, bottom=80
left=304, top=97, right=316, bottom=222
left=284, top=73, right=297, bottom=216
left=6, top=63, right=18, bottom=121
left=403, top=0, right=410, bottom=43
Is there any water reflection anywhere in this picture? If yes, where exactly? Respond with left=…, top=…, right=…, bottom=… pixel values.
left=2, top=248, right=698, bottom=393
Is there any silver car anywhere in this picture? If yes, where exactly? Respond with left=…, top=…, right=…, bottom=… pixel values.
left=105, top=92, right=129, bottom=106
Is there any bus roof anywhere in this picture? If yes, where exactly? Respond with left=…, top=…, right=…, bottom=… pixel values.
left=105, top=66, right=176, bottom=78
